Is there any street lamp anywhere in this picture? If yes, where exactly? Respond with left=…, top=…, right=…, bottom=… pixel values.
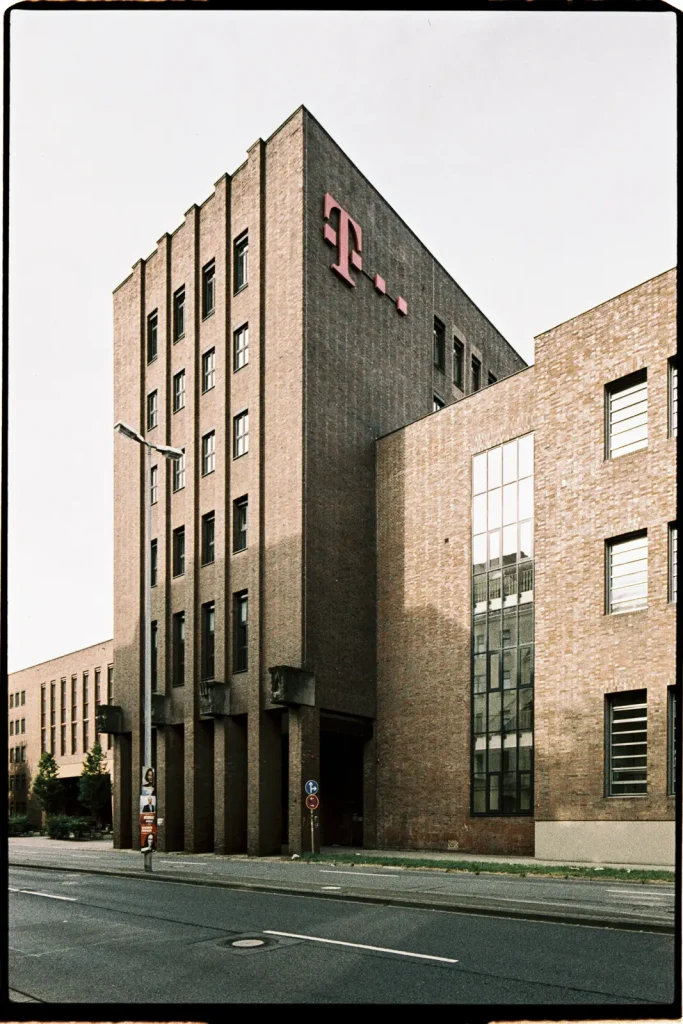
left=114, top=421, right=183, bottom=870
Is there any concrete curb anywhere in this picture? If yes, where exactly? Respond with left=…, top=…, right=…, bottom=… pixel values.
left=9, top=859, right=675, bottom=936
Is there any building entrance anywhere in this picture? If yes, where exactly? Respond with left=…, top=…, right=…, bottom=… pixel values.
left=320, top=717, right=366, bottom=847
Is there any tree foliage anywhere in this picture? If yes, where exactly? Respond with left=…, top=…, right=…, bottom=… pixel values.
left=32, top=751, right=64, bottom=815
left=78, top=740, right=111, bottom=824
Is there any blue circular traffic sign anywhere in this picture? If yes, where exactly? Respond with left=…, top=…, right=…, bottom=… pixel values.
left=305, top=780, right=319, bottom=795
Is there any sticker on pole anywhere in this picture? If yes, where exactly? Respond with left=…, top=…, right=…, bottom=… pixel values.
left=305, top=794, right=319, bottom=811
left=140, top=765, right=157, bottom=852
left=304, top=780, right=319, bottom=795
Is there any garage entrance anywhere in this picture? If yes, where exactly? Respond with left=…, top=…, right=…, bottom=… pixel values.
left=320, top=714, right=371, bottom=848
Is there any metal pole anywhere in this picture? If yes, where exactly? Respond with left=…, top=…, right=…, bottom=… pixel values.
left=143, top=442, right=152, bottom=872
left=310, top=810, right=315, bottom=856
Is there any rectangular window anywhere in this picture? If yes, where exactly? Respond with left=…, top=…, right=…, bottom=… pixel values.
left=202, top=431, right=216, bottom=475
left=233, top=496, right=248, bottom=552
left=606, top=369, right=648, bottom=459
left=21, top=719, right=25, bottom=734
left=71, top=676, right=77, bottom=753
left=147, top=390, right=158, bottom=430
left=234, top=591, right=248, bottom=672
left=173, top=286, right=185, bottom=342
left=20, top=691, right=25, bottom=706
left=151, top=539, right=158, bottom=587
left=95, top=668, right=101, bottom=711
left=40, top=684, right=46, bottom=753
left=172, top=526, right=185, bottom=577
left=83, top=720, right=89, bottom=753
left=488, top=372, right=497, bottom=386
left=151, top=620, right=158, bottom=692
left=50, top=682, right=56, bottom=755
left=9, top=721, right=13, bottom=735
left=202, top=348, right=216, bottom=393
left=471, top=355, right=481, bottom=393
left=433, top=395, right=444, bottom=412
left=150, top=465, right=158, bottom=505
left=71, top=722, right=77, bottom=755
left=9, top=749, right=14, bottom=763
left=202, top=260, right=215, bottom=318
left=173, top=612, right=185, bottom=687
left=607, top=690, right=647, bottom=796
left=60, top=679, right=67, bottom=754
left=147, top=310, right=158, bottom=363
left=670, top=523, right=678, bottom=604
left=233, top=412, right=249, bottom=459
left=233, top=324, right=249, bottom=372
left=82, top=673, right=89, bottom=723
left=607, top=531, right=648, bottom=614
left=107, top=665, right=113, bottom=749
left=202, top=511, right=216, bottom=565
left=61, top=724, right=66, bottom=756
left=173, top=449, right=186, bottom=492
left=234, top=232, right=248, bottom=292
left=173, top=370, right=186, bottom=412
left=433, top=317, right=446, bottom=373
left=668, top=686, right=677, bottom=795
left=9, top=693, right=13, bottom=709
left=669, top=357, right=678, bottom=438
left=201, top=601, right=215, bottom=680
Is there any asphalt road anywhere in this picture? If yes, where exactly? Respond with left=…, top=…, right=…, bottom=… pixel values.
left=8, top=866, right=676, bottom=1005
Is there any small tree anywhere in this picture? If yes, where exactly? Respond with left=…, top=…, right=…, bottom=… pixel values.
left=78, top=740, right=111, bottom=825
left=32, top=752, right=64, bottom=816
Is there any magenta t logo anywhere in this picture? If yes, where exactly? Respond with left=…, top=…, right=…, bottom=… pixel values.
left=323, top=192, right=363, bottom=286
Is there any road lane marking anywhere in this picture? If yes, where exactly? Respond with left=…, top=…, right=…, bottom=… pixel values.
left=18, top=890, right=77, bottom=901
left=8, top=887, right=19, bottom=892
left=264, top=930, right=458, bottom=963
left=320, top=870, right=400, bottom=877
left=321, top=886, right=342, bottom=890
left=606, top=889, right=671, bottom=897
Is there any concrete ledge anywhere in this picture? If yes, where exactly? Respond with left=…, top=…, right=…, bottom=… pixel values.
left=535, top=820, right=675, bottom=867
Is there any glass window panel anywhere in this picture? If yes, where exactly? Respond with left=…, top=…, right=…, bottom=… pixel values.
left=488, top=691, right=501, bottom=731
left=519, top=605, right=533, bottom=644
left=473, top=653, right=487, bottom=692
left=519, top=646, right=533, bottom=687
left=473, top=533, right=487, bottom=572
left=519, top=688, right=533, bottom=730
left=518, top=746, right=532, bottom=771
left=473, top=453, right=487, bottom=495
left=503, top=566, right=517, bottom=606
left=473, top=494, right=487, bottom=534
left=503, top=524, right=517, bottom=565
left=503, top=649, right=517, bottom=690
left=518, top=434, right=533, bottom=478
left=488, top=614, right=501, bottom=650
left=488, top=571, right=501, bottom=608
left=487, top=446, right=502, bottom=489
left=488, top=488, right=502, bottom=530
left=502, top=482, right=517, bottom=526
left=519, top=773, right=531, bottom=810
left=473, top=750, right=486, bottom=774
left=518, top=477, right=533, bottom=520
left=473, top=775, right=486, bottom=812
left=503, top=691, right=517, bottom=732
left=519, top=520, right=533, bottom=561
left=488, top=744, right=501, bottom=773
left=502, top=440, right=517, bottom=484
left=473, top=616, right=487, bottom=655
left=519, top=563, right=534, bottom=602
left=489, top=651, right=500, bottom=690
left=473, top=693, right=487, bottom=733
left=502, top=609, right=517, bottom=648
left=473, top=575, right=487, bottom=612
left=503, top=747, right=517, bottom=773
left=488, top=530, right=500, bottom=570
left=488, top=775, right=500, bottom=811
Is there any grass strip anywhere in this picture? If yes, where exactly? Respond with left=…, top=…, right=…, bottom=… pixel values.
left=297, top=851, right=673, bottom=883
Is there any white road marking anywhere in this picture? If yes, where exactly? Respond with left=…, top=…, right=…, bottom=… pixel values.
left=321, top=886, right=342, bottom=890
left=606, top=889, right=671, bottom=898
left=264, top=930, right=458, bottom=963
left=8, top=887, right=19, bottom=892
left=320, top=869, right=400, bottom=877
left=18, top=890, right=77, bottom=902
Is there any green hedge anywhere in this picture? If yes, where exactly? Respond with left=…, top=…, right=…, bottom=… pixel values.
left=8, top=815, right=29, bottom=837
left=45, top=815, right=96, bottom=840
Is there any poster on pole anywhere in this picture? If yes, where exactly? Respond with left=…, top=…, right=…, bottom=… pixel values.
left=140, top=765, right=157, bottom=852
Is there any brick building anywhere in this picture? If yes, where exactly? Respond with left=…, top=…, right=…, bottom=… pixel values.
left=377, top=268, right=677, bottom=865
left=108, top=105, right=525, bottom=855
left=8, top=640, right=114, bottom=823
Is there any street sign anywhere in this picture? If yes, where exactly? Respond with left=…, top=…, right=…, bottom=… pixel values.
left=305, top=780, right=319, bottom=795
left=305, top=794, right=319, bottom=811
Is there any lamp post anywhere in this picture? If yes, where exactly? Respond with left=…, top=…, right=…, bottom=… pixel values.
left=114, top=421, right=183, bottom=870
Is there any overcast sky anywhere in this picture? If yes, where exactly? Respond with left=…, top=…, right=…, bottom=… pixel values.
left=6, top=8, right=676, bottom=673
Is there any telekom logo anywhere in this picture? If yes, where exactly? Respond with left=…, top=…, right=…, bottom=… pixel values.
left=323, top=192, right=408, bottom=316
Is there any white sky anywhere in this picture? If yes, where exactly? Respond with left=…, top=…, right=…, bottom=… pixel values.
left=6, top=8, right=676, bottom=673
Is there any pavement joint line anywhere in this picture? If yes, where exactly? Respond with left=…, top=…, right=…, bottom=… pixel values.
left=264, top=930, right=459, bottom=963
left=9, top=860, right=675, bottom=935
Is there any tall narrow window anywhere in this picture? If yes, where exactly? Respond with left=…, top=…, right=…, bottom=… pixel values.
left=607, top=690, right=647, bottom=796
left=20, top=691, right=25, bottom=705
left=202, top=431, right=216, bottom=475
left=172, top=526, right=185, bottom=577
left=150, top=465, right=158, bottom=505
left=202, top=348, right=216, bottom=393
left=668, top=686, right=677, bottom=795
left=173, top=370, right=186, bottom=412
left=433, top=395, right=444, bottom=412
left=151, top=539, right=158, bottom=587
left=234, top=232, right=248, bottom=292
left=202, top=260, right=215, bottom=318
left=82, top=672, right=89, bottom=753
left=173, top=449, right=186, bottom=492
left=233, top=412, right=249, bottom=458
left=147, top=390, right=158, bottom=430
left=670, top=523, right=677, bottom=604
left=95, top=669, right=101, bottom=739
left=173, top=612, right=185, bottom=687
left=60, top=680, right=67, bottom=753
left=234, top=591, right=248, bottom=672
left=471, top=356, right=481, bottom=393
left=147, top=310, right=158, bottom=363
left=9, top=693, right=13, bottom=709
left=151, top=621, right=158, bottom=692
left=233, top=496, right=248, bottom=552
left=233, top=324, right=249, bottom=371
left=433, top=317, right=446, bottom=373
left=488, top=372, right=497, bottom=386
left=107, top=665, right=113, bottom=749
left=670, top=357, right=678, bottom=438
left=202, top=511, right=216, bottom=565
left=173, top=286, right=185, bottom=341
left=50, top=681, right=56, bottom=754
left=606, top=369, right=648, bottom=459
left=607, top=532, right=648, bottom=614
left=40, top=684, right=46, bottom=754
left=201, top=601, right=215, bottom=680
left=71, top=675, right=78, bottom=754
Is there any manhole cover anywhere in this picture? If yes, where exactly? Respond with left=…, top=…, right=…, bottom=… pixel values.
left=232, top=939, right=265, bottom=948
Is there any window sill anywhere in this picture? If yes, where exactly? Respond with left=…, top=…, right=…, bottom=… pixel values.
left=606, top=607, right=648, bottom=616
left=172, top=487, right=185, bottom=494
left=233, top=362, right=249, bottom=374
left=433, top=364, right=446, bottom=376
left=232, top=452, right=248, bottom=461
left=147, top=355, right=158, bottom=365
left=232, top=669, right=248, bottom=676
left=173, top=334, right=185, bottom=344
left=202, top=469, right=216, bottom=477
left=171, top=573, right=185, bottom=580
left=233, top=547, right=247, bottom=555
left=604, top=794, right=649, bottom=799
left=604, top=447, right=648, bottom=464
left=234, top=283, right=248, bottom=296
left=173, top=405, right=185, bottom=414
left=201, top=559, right=216, bottom=568
left=202, top=309, right=215, bottom=322
left=202, top=385, right=215, bottom=395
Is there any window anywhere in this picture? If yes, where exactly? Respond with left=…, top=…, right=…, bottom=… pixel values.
left=9, top=721, right=13, bottom=735
left=233, top=324, right=249, bottom=372
left=40, top=684, right=46, bottom=753
left=173, top=286, right=185, bottom=342
left=606, top=690, right=647, bottom=796
left=82, top=673, right=89, bottom=724
left=202, top=512, right=216, bottom=565
left=202, top=348, right=216, bottom=393
left=471, top=356, right=481, bottom=393
left=607, top=532, right=648, bottom=614
left=95, top=668, right=101, bottom=709
left=670, top=358, right=678, bottom=438
left=71, top=721, right=77, bottom=755
left=151, top=621, right=158, bottom=692
left=173, top=612, right=185, bottom=687
left=471, top=434, right=535, bottom=816
left=9, top=749, right=13, bottom=763
left=150, top=465, right=158, bottom=505
left=173, top=370, right=186, bottom=412
left=202, top=431, right=216, bottom=475
left=71, top=676, right=78, bottom=754
left=173, top=526, right=185, bottom=577
left=147, top=311, right=158, bottom=363
left=61, top=679, right=66, bottom=739
left=21, top=719, right=25, bottom=734
left=234, top=232, right=248, bottom=292
left=107, top=665, right=113, bottom=749
left=233, top=496, right=248, bottom=552
left=606, top=369, right=648, bottom=459
left=488, top=372, right=497, bottom=386
left=9, top=693, right=13, bottom=709
left=433, top=318, right=446, bottom=373
left=233, top=412, right=248, bottom=459
left=202, top=260, right=215, bottom=318
left=50, top=681, right=56, bottom=754
left=670, top=523, right=677, bottom=603
left=147, top=390, right=158, bottom=430
left=201, top=602, right=215, bottom=680
left=668, top=687, right=677, bottom=795
left=151, top=539, right=158, bottom=587
left=20, top=691, right=25, bottom=706
left=234, top=591, right=248, bottom=672
left=433, top=395, right=444, bottom=412
left=83, top=720, right=89, bottom=754
left=173, top=449, right=186, bottom=492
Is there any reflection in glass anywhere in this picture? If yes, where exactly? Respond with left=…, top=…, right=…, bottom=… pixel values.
left=518, top=477, right=533, bottom=520
left=488, top=530, right=500, bottom=569
left=502, top=440, right=517, bottom=484
left=473, top=493, right=487, bottom=534
left=488, top=488, right=502, bottom=530
left=503, top=524, right=517, bottom=565
left=473, top=453, right=487, bottom=495
left=473, top=534, right=486, bottom=572
left=502, top=482, right=517, bottom=526
left=474, top=654, right=487, bottom=692
left=518, top=433, right=533, bottom=478
left=519, top=520, right=533, bottom=561
left=503, top=649, right=516, bottom=689
left=487, top=446, right=502, bottom=489
left=489, top=651, right=500, bottom=690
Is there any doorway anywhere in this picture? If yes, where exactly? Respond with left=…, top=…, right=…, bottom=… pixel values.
left=320, top=717, right=367, bottom=847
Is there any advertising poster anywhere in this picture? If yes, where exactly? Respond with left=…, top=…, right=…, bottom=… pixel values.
left=140, top=766, right=157, bottom=852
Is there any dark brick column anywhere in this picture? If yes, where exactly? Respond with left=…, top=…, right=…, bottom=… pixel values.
left=363, top=730, right=377, bottom=849
left=288, top=706, right=320, bottom=854
left=157, top=724, right=184, bottom=851
left=214, top=715, right=248, bottom=853
left=247, top=709, right=282, bottom=855
left=113, top=732, right=132, bottom=849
